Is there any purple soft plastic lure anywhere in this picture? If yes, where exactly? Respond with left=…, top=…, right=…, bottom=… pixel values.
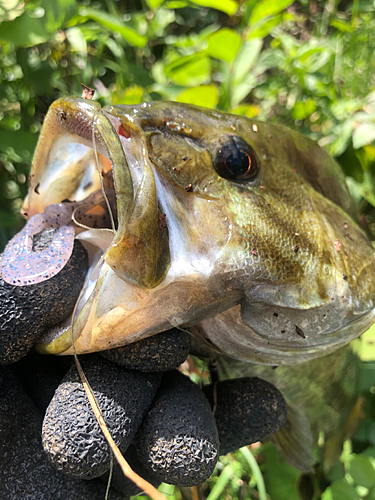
left=0, top=204, right=75, bottom=286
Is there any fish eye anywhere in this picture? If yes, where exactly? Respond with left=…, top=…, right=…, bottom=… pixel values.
left=213, top=136, right=259, bottom=181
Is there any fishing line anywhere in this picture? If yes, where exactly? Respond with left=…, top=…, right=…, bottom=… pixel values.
left=104, top=455, right=113, bottom=500
left=92, top=113, right=116, bottom=234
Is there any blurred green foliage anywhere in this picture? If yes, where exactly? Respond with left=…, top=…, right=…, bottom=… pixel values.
left=1, top=0, right=375, bottom=498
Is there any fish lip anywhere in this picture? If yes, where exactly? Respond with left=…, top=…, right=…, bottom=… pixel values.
left=23, top=97, right=133, bottom=222
left=30, top=99, right=174, bottom=353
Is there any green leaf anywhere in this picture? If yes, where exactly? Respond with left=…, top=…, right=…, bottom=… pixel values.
left=348, top=455, right=375, bottom=488
left=232, top=39, right=263, bottom=83
left=0, top=131, right=38, bottom=156
left=321, top=480, right=360, bottom=500
left=79, top=7, right=147, bottom=47
left=360, top=324, right=375, bottom=363
left=353, top=123, right=375, bottom=149
left=231, top=73, right=257, bottom=106
left=231, top=104, right=261, bottom=117
left=0, top=11, right=48, bottom=47
left=249, top=0, right=294, bottom=24
left=207, top=28, right=241, bottom=62
left=111, top=85, right=145, bottom=105
left=164, top=53, right=211, bottom=86
left=263, top=444, right=301, bottom=500
left=189, top=0, right=238, bottom=16
left=359, top=363, right=375, bottom=391
left=247, top=13, right=292, bottom=39
left=146, top=0, right=165, bottom=8
left=66, top=27, right=87, bottom=54
left=330, top=18, right=354, bottom=33
left=176, top=85, right=219, bottom=108
left=292, top=99, right=317, bottom=120
left=164, top=0, right=188, bottom=7
left=41, top=0, right=77, bottom=33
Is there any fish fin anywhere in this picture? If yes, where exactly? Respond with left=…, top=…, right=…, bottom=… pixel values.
left=270, top=401, right=315, bottom=472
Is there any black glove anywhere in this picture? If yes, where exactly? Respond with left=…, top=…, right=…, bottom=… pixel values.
left=0, top=230, right=287, bottom=499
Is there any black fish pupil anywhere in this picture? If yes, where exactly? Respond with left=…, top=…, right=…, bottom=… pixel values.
left=213, top=135, right=259, bottom=181
left=225, top=150, right=250, bottom=177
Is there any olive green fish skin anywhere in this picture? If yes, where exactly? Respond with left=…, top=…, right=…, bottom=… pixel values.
left=107, top=102, right=375, bottom=361
left=22, top=98, right=375, bottom=364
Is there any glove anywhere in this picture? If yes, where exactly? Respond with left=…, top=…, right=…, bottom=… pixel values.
left=0, top=228, right=287, bottom=499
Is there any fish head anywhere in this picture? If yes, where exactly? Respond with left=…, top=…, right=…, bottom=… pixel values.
left=16, top=97, right=375, bottom=364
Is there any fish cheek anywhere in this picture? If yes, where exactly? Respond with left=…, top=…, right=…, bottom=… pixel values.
left=148, top=134, right=214, bottom=191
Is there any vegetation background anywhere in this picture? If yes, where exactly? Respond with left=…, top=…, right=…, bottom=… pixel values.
left=1, top=0, right=375, bottom=498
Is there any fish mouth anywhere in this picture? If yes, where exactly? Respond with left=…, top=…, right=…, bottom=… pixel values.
left=20, top=97, right=237, bottom=355
left=23, top=97, right=171, bottom=288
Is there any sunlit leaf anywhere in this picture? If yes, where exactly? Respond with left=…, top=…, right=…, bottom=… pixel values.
left=207, top=28, right=241, bottom=62
left=0, top=11, right=48, bottom=47
left=232, top=39, right=263, bottom=83
left=231, top=104, right=261, bottom=117
left=248, top=13, right=293, bottom=39
left=359, top=326, right=375, bottom=363
left=292, top=99, right=317, bottom=120
left=189, top=0, right=238, bottom=16
left=331, top=18, right=354, bottom=33
left=111, top=85, right=145, bottom=105
left=79, top=7, right=147, bottom=47
left=66, top=27, right=87, bottom=54
left=0, top=0, right=25, bottom=21
left=164, top=0, right=188, bottom=7
left=176, top=85, right=219, bottom=108
left=249, top=0, right=294, bottom=24
left=146, top=0, right=165, bottom=8
left=231, top=73, right=257, bottom=106
left=353, top=123, right=375, bottom=149
left=164, top=53, right=211, bottom=86
left=149, top=8, right=175, bottom=37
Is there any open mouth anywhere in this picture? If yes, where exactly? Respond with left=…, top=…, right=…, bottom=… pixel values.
left=0, top=97, right=176, bottom=354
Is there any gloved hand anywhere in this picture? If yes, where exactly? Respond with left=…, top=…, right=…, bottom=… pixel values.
left=0, top=230, right=287, bottom=500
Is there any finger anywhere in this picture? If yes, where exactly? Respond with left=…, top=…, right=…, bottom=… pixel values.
left=101, top=328, right=191, bottom=372
left=203, top=377, right=287, bottom=455
left=0, top=365, right=123, bottom=500
left=42, top=355, right=161, bottom=479
left=11, top=350, right=72, bottom=414
left=135, top=369, right=219, bottom=487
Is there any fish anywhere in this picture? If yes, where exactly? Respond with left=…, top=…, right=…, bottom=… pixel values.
left=1, top=97, right=374, bottom=469
left=7, top=97, right=374, bottom=365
